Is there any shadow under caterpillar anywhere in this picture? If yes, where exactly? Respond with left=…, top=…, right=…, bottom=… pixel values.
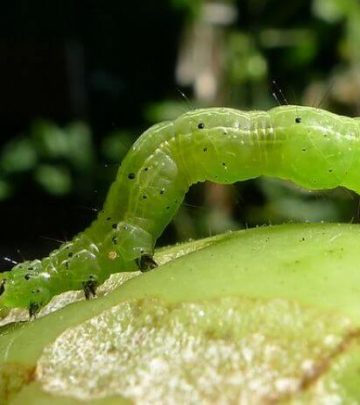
left=1, top=105, right=360, bottom=318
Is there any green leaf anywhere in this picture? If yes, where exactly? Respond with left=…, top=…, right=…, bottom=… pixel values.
left=2, top=223, right=360, bottom=403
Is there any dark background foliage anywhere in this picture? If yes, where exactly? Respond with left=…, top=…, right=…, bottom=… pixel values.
left=1, top=0, right=360, bottom=270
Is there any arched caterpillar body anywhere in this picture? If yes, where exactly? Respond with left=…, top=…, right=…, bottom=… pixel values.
left=1, top=105, right=360, bottom=317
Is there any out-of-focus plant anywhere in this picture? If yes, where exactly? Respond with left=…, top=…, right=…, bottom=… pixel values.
left=0, top=121, right=95, bottom=198
left=170, top=0, right=204, bottom=19
left=101, top=130, right=134, bottom=164
left=0, top=121, right=137, bottom=201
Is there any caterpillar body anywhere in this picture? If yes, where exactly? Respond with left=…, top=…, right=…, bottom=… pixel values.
left=1, top=105, right=360, bottom=317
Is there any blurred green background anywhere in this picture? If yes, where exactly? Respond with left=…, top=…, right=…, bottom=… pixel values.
left=1, top=0, right=360, bottom=269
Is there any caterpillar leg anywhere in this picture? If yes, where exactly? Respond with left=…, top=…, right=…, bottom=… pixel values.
left=82, top=275, right=98, bottom=300
left=136, top=254, right=157, bottom=272
left=29, top=302, right=41, bottom=319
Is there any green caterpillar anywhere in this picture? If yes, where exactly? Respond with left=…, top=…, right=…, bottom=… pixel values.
left=1, top=105, right=360, bottom=318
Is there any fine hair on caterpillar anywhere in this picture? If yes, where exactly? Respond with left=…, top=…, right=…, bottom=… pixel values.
left=1, top=104, right=360, bottom=318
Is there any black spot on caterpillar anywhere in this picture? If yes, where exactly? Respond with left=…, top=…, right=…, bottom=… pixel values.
left=1, top=105, right=360, bottom=317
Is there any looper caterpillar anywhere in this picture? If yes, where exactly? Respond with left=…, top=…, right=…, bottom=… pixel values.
left=1, top=105, right=360, bottom=317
